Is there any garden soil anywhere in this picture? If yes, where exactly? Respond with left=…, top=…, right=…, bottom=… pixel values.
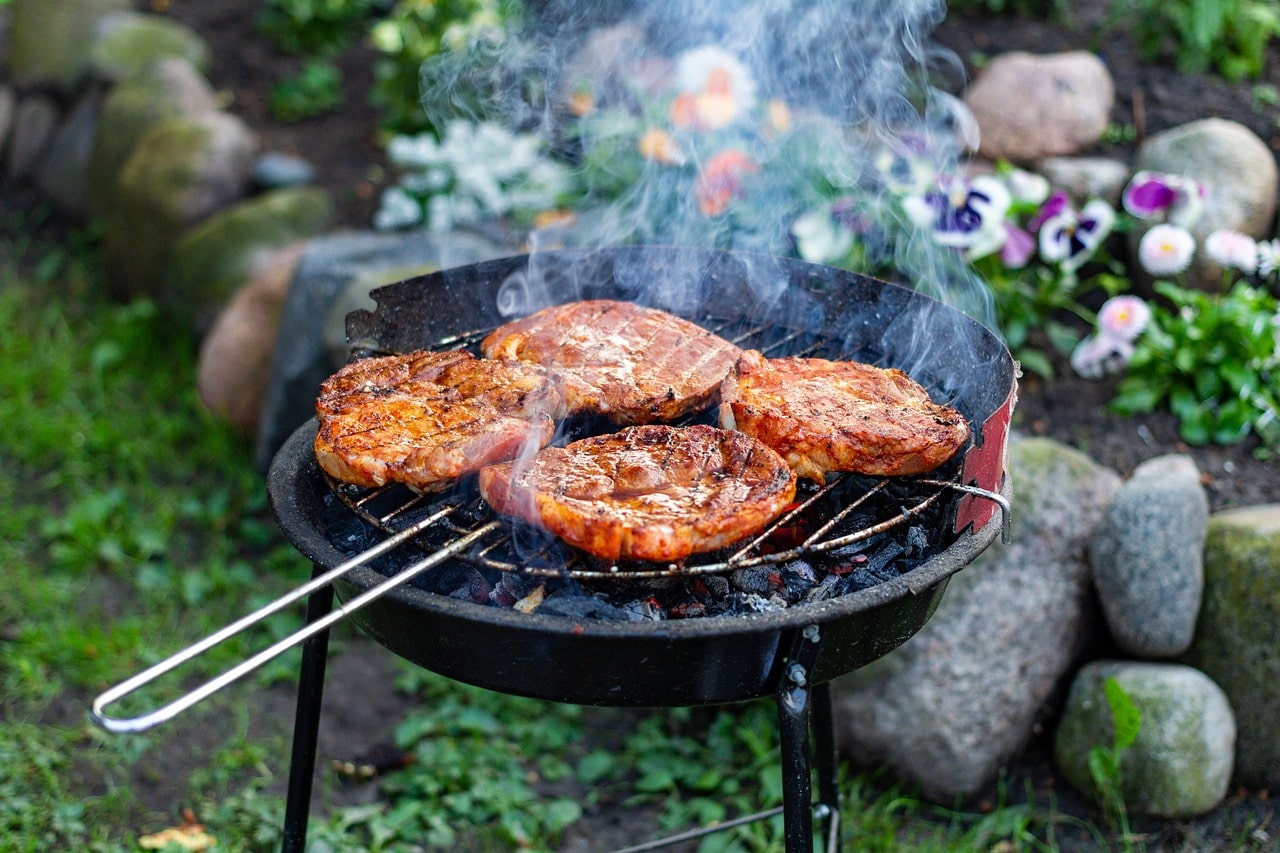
left=115, top=1, right=1280, bottom=849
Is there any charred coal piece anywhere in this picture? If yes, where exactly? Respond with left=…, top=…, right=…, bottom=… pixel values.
left=536, top=592, right=634, bottom=621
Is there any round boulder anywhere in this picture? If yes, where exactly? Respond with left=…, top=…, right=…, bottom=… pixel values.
left=964, top=51, right=1114, bottom=163
left=1055, top=660, right=1235, bottom=818
left=102, top=110, right=258, bottom=305
left=1089, top=454, right=1208, bottom=658
left=8, top=0, right=132, bottom=94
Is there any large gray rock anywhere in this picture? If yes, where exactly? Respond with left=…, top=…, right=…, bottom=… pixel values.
left=88, top=57, right=219, bottom=220
left=168, top=186, right=334, bottom=333
left=103, top=111, right=258, bottom=304
left=1054, top=660, right=1235, bottom=818
left=965, top=51, right=1114, bottom=162
left=4, top=93, right=58, bottom=182
left=254, top=228, right=518, bottom=471
left=7, top=0, right=132, bottom=94
left=1132, top=119, right=1278, bottom=292
left=1180, top=505, right=1280, bottom=790
left=1089, top=454, right=1208, bottom=657
left=33, top=91, right=101, bottom=219
left=830, top=436, right=1122, bottom=803
left=89, top=11, right=211, bottom=83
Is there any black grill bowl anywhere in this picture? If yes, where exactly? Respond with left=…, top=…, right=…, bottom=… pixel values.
left=267, top=247, right=1016, bottom=707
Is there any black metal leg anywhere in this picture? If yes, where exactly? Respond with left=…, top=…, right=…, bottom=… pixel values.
left=812, top=681, right=842, bottom=853
left=777, top=669, right=815, bottom=853
left=281, top=565, right=337, bottom=853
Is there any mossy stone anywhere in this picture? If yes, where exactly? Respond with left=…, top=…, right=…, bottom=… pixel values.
left=1179, top=505, right=1280, bottom=789
left=1054, top=660, right=1234, bottom=818
left=102, top=112, right=256, bottom=303
left=89, top=11, right=212, bottom=83
left=88, top=58, right=218, bottom=220
left=169, top=187, right=335, bottom=332
left=8, top=0, right=132, bottom=93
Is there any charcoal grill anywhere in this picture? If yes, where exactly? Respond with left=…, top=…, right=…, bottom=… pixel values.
left=92, top=247, right=1016, bottom=852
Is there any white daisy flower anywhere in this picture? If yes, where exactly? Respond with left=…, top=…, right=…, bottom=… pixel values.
left=1137, top=224, right=1196, bottom=277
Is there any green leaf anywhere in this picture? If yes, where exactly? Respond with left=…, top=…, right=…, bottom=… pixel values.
left=1109, top=384, right=1162, bottom=414
left=576, top=750, right=617, bottom=784
left=1104, top=677, right=1141, bottom=752
left=1088, top=744, right=1119, bottom=790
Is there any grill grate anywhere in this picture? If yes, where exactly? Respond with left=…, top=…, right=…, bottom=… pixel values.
left=323, top=313, right=972, bottom=582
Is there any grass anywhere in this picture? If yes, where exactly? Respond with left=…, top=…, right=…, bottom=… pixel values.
left=0, top=205, right=1127, bottom=852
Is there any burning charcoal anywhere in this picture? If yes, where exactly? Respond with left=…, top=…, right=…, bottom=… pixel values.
left=904, top=525, right=929, bottom=557
left=837, top=566, right=882, bottom=594
left=432, top=564, right=491, bottom=601
left=730, top=566, right=784, bottom=596
left=660, top=586, right=708, bottom=619
left=537, top=593, right=634, bottom=622
left=700, top=575, right=731, bottom=599
left=490, top=572, right=544, bottom=608
left=779, top=560, right=818, bottom=601
left=666, top=599, right=707, bottom=619
left=865, top=541, right=906, bottom=581
left=803, top=574, right=842, bottom=604
left=820, top=545, right=869, bottom=576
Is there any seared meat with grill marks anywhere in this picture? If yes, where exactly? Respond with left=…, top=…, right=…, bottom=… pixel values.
left=480, top=300, right=742, bottom=425
left=478, top=424, right=798, bottom=562
left=314, top=350, right=562, bottom=490
left=719, top=350, right=970, bottom=480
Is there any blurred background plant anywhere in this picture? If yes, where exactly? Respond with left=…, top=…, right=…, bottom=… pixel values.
left=1105, top=0, right=1280, bottom=80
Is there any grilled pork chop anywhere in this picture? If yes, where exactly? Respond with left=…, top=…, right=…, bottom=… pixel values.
left=480, top=300, right=742, bottom=425
left=315, top=350, right=562, bottom=490
left=478, top=424, right=798, bottom=563
left=719, top=350, right=970, bottom=480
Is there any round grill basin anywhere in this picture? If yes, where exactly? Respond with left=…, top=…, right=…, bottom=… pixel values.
left=268, top=247, right=1016, bottom=707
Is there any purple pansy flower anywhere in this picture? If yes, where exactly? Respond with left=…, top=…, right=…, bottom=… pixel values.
left=1001, top=223, right=1036, bottom=268
left=902, top=175, right=1011, bottom=260
left=1122, top=171, right=1205, bottom=228
left=1037, top=198, right=1116, bottom=271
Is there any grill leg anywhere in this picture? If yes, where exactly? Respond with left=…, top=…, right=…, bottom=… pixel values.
left=281, top=564, right=336, bottom=853
left=776, top=669, right=815, bottom=852
left=776, top=624, right=843, bottom=853
left=813, top=681, right=842, bottom=853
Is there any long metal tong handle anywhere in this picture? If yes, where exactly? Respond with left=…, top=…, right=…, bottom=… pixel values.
left=90, top=517, right=502, bottom=734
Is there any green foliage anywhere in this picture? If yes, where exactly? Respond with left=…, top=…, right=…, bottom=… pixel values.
left=369, top=0, right=525, bottom=135
left=1087, top=677, right=1141, bottom=837
left=270, top=59, right=345, bottom=121
left=257, top=0, right=376, bottom=56
left=1111, top=280, right=1280, bottom=452
left=1108, top=0, right=1280, bottom=80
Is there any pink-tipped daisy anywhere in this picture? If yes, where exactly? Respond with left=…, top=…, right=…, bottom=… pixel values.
left=1097, top=295, right=1152, bottom=342
left=1203, top=229, right=1259, bottom=273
